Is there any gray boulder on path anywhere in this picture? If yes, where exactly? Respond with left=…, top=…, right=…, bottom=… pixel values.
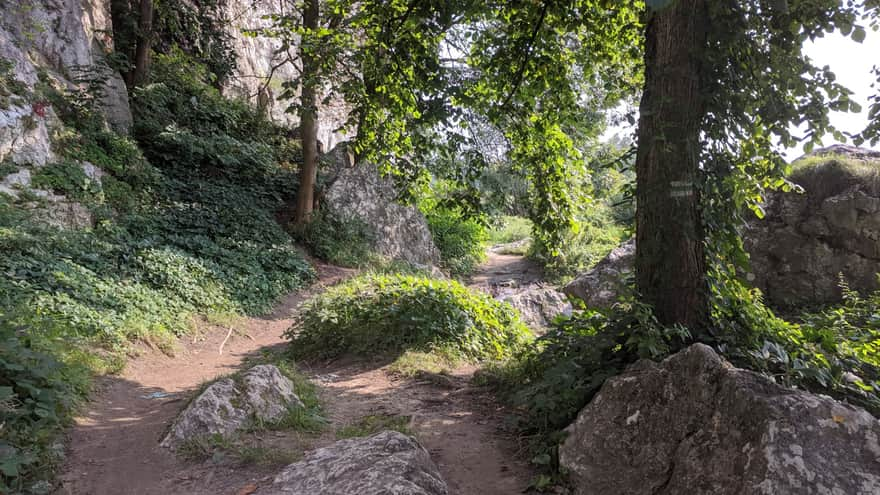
left=161, top=365, right=303, bottom=449
left=562, top=238, right=634, bottom=309
left=256, top=430, right=448, bottom=495
left=560, top=344, right=880, bottom=495
left=323, top=145, right=441, bottom=268
left=501, top=286, right=572, bottom=328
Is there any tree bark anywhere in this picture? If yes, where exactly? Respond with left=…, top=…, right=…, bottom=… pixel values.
left=294, top=0, right=320, bottom=224
left=130, top=0, right=154, bottom=87
left=634, top=0, right=709, bottom=329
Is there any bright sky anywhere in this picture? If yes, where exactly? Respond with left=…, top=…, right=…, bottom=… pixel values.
left=789, top=27, right=880, bottom=160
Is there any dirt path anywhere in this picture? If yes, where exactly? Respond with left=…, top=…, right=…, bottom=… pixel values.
left=58, top=263, right=354, bottom=495
left=59, top=257, right=536, bottom=495
left=468, top=246, right=545, bottom=294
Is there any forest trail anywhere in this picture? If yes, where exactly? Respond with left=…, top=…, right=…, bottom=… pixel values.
left=468, top=244, right=544, bottom=294
left=58, top=257, right=534, bottom=495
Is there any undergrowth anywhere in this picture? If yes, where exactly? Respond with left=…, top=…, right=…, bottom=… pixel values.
left=1, top=50, right=313, bottom=491
left=424, top=207, right=488, bottom=276
left=291, top=207, right=377, bottom=267
left=487, top=277, right=880, bottom=482
left=286, top=273, right=532, bottom=361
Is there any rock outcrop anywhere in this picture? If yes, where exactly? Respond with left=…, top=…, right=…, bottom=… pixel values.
left=223, top=0, right=350, bottom=150
left=502, top=286, right=572, bottom=328
left=562, top=238, right=634, bottom=309
left=256, top=431, right=448, bottom=495
left=161, top=365, right=303, bottom=449
left=745, top=145, right=880, bottom=306
left=0, top=0, right=132, bottom=134
left=324, top=151, right=441, bottom=267
left=560, top=344, right=880, bottom=495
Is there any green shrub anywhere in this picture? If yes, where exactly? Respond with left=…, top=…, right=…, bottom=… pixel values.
left=30, top=161, right=100, bottom=201
left=286, top=274, right=532, bottom=361
left=425, top=208, right=488, bottom=276
left=487, top=216, right=532, bottom=245
left=0, top=316, right=90, bottom=494
left=532, top=203, right=628, bottom=282
left=292, top=208, right=377, bottom=267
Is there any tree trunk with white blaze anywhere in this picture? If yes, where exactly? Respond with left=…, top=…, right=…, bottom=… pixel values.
left=634, top=0, right=709, bottom=329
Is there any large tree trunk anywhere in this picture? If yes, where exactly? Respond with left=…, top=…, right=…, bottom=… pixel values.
left=294, top=0, right=320, bottom=225
left=129, top=0, right=154, bottom=87
left=634, top=0, right=709, bottom=329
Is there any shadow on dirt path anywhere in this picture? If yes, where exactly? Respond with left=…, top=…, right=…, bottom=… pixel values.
left=58, top=263, right=353, bottom=495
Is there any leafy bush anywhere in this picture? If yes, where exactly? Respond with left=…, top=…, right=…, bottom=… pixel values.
left=292, top=207, right=377, bottom=267
left=286, top=274, right=532, bottom=361
left=487, top=216, right=532, bottom=245
left=532, top=203, right=628, bottom=282
left=425, top=208, right=488, bottom=276
left=0, top=316, right=90, bottom=494
left=489, top=301, right=689, bottom=435
left=30, top=160, right=100, bottom=201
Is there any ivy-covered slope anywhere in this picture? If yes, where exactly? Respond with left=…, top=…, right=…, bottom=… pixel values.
left=0, top=51, right=312, bottom=492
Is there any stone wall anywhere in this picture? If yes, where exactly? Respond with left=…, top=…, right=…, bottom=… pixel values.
left=744, top=145, right=880, bottom=307
left=565, top=146, right=880, bottom=309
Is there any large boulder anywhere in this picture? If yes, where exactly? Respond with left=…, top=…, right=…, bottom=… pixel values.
left=323, top=151, right=441, bottom=267
left=161, top=365, right=303, bottom=449
left=744, top=145, right=880, bottom=306
left=501, top=286, right=572, bottom=328
left=560, top=344, right=880, bottom=495
left=256, top=431, right=448, bottom=495
left=562, top=238, right=634, bottom=309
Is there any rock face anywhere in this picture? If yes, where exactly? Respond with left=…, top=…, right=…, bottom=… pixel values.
left=562, top=238, right=634, bottom=309
left=161, top=365, right=302, bottom=449
left=256, top=431, right=448, bottom=495
left=745, top=145, right=880, bottom=306
left=223, top=0, right=350, bottom=149
left=560, top=344, right=880, bottom=495
left=502, top=286, right=572, bottom=328
left=324, top=155, right=441, bottom=267
left=0, top=0, right=132, bottom=134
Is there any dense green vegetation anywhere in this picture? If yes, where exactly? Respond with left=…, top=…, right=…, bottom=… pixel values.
left=291, top=207, right=377, bottom=267
left=3, top=0, right=880, bottom=491
left=424, top=207, right=488, bottom=276
left=286, top=273, right=532, bottom=361
left=0, top=51, right=314, bottom=491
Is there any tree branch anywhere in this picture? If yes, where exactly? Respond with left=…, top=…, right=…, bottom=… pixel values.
left=500, top=2, right=549, bottom=109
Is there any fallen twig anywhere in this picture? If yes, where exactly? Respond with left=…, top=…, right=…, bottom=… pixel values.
left=218, top=326, right=234, bottom=355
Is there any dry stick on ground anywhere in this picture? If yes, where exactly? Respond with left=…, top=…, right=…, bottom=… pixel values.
left=218, top=327, right=234, bottom=355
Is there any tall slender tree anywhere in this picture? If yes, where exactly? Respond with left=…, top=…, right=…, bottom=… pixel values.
left=293, top=0, right=320, bottom=224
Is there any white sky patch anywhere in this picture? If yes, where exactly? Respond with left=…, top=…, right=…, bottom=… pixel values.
left=791, top=27, right=880, bottom=160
